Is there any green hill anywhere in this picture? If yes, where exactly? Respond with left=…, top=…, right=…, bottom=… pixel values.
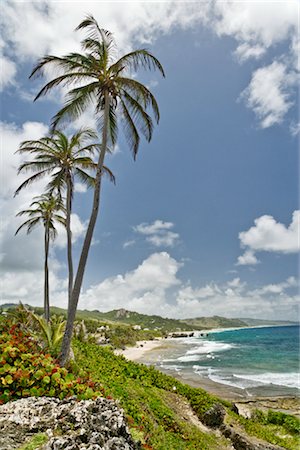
left=239, top=318, right=299, bottom=327
left=181, top=316, right=248, bottom=329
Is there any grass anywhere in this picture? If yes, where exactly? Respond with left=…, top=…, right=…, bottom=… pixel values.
left=17, top=434, right=48, bottom=450
left=73, top=340, right=300, bottom=450
left=73, top=340, right=230, bottom=449
left=226, top=409, right=300, bottom=450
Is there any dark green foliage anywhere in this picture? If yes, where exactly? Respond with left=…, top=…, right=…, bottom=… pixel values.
left=0, top=321, right=101, bottom=404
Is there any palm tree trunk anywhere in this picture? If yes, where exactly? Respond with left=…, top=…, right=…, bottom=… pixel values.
left=44, top=225, right=50, bottom=322
left=59, top=92, right=110, bottom=366
left=66, top=176, right=73, bottom=309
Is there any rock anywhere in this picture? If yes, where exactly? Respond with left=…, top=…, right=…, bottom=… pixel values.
left=202, top=403, right=226, bottom=428
left=220, top=424, right=284, bottom=450
left=0, top=397, right=140, bottom=450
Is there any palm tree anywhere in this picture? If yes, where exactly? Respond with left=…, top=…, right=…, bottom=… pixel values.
left=15, top=193, right=66, bottom=322
left=30, top=15, right=165, bottom=365
left=14, top=129, right=115, bottom=308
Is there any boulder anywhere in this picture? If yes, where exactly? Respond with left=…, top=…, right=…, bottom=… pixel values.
left=202, top=403, right=226, bottom=428
left=0, top=396, right=140, bottom=450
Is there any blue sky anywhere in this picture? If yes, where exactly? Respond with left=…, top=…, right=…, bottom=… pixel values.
left=0, top=1, right=299, bottom=320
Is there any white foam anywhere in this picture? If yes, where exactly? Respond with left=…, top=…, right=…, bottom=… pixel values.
left=235, top=372, right=300, bottom=389
left=185, top=341, right=235, bottom=355
left=178, top=354, right=202, bottom=362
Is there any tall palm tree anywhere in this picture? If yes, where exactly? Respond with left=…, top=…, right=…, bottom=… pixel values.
left=15, top=193, right=66, bottom=322
left=14, top=129, right=115, bottom=308
left=30, top=15, right=165, bottom=365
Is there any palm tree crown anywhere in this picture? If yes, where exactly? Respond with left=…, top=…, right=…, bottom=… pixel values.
left=15, top=128, right=114, bottom=197
left=30, top=15, right=165, bottom=158
left=15, top=193, right=66, bottom=238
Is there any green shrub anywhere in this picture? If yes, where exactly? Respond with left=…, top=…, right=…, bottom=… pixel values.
left=0, top=321, right=102, bottom=404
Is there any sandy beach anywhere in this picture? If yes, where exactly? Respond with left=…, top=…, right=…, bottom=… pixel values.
left=114, top=338, right=165, bottom=360
left=114, top=333, right=300, bottom=415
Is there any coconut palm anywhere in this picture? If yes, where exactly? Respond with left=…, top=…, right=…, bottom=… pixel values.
left=30, top=15, right=165, bottom=365
left=15, top=193, right=66, bottom=322
left=14, top=129, right=115, bottom=308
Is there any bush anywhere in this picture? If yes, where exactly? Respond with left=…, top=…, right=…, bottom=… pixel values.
left=0, top=321, right=102, bottom=404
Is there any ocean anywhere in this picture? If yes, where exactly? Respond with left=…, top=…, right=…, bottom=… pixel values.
left=145, top=325, right=300, bottom=397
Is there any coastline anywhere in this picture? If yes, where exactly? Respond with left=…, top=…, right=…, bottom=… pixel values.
left=114, top=328, right=300, bottom=414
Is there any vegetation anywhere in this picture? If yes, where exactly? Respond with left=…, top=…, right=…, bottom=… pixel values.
left=17, top=434, right=48, bottom=450
left=181, top=316, right=247, bottom=329
left=15, top=128, right=114, bottom=309
left=227, top=409, right=300, bottom=450
left=0, top=320, right=101, bottom=404
left=73, top=340, right=300, bottom=450
left=28, top=15, right=164, bottom=365
left=1, top=310, right=299, bottom=450
left=15, top=194, right=65, bottom=322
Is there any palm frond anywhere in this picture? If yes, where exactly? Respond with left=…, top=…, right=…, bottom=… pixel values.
left=120, top=100, right=140, bottom=158
left=111, top=49, right=165, bottom=77
left=15, top=217, right=41, bottom=235
left=121, top=90, right=153, bottom=142
left=118, top=77, right=160, bottom=123
left=14, top=170, right=50, bottom=197
left=76, top=15, right=115, bottom=49
left=51, top=82, right=99, bottom=129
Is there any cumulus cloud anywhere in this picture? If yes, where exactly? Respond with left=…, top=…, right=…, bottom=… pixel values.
left=80, top=252, right=182, bottom=315
left=236, top=250, right=260, bottom=266
left=0, top=1, right=208, bottom=88
left=1, top=249, right=298, bottom=320
left=134, top=219, right=179, bottom=248
left=1, top=1, right=298, bottom=129
left=239, top=211, right=299, bottom=254
left=78, top=254, right=298, bottom=320
left=241, top=62, right=297, bottom=128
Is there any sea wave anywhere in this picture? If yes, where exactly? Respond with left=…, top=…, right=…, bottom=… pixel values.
left=235, top=372, right=300, bottom=389
left=186, top=340, right=235, bottom=355
left=204, top=371, right=300, bottom=390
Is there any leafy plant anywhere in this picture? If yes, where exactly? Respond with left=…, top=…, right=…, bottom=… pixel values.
left=0, top=321, right=101, bottom=404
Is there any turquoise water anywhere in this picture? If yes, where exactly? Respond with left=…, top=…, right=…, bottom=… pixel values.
left=159, top=325, right=299, bottom=395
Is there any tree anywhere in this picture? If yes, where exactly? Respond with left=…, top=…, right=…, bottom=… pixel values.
left=30, top=15, right=165, bottom=365
left=15, top=129, right=115, bottom=309
left=15, top=193, right=66, bottom=322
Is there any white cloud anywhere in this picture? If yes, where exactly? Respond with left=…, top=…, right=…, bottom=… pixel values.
left=239, top=211, right=299, bottom=254
left=54, top=213, right=87, bottom=249
left=234, top=43, right=266, bottom=62
left=134, top=219, right=179, bottom=247
left=123, top=240, right=136, bottom=249
left=0, top=56, right=17, bottom=91
left=0, top=1, right=208, bottom=88
left=241, top=61, right=297, bottom=128
left=1, top=250, right=298, bottom=321
left=214, top=0, right=298, bottom=54
left=80, top=252, right=182, bottom=315
left=0, top=1, right=298, bottom=131
left=237, top=250, right=260, bottom=266
left=290, top=121, right=300, bottom=136
left=74, top=183, right=87, bottom=194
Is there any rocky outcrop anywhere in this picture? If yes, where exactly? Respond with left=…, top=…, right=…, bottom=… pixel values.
left=0, top=397, right=140, bottom=450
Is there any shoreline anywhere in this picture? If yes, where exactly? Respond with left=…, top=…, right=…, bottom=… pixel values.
left=114, top=331, right=299, bottom=412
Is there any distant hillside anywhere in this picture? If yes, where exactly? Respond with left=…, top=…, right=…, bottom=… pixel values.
left=0, top=304, right=199, bottom=332
left=2, top=303, right=297, bottom=331
left=239, top=318, right=299, bottom=327
left=181, top=316, right=247, bottom=329
left=86, top=308, right=199, bottom=331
